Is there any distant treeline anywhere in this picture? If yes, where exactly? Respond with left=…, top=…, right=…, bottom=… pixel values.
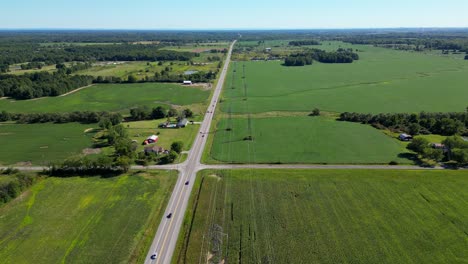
left=342, top=35, right=468, bottom=52
left=284, top=48, right=359, bottom=66
left=289, top=40, right=321, bottom=46
left=0, top=110, right=122, bottom=125
left=0, top=72, right=93, bottom=99
left=338, top=111, right=468, bottom=136
left=0, top=172, right=37, bottom=205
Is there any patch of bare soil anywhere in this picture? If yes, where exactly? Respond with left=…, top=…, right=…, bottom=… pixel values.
left=82, top=148, right=102, bottom=155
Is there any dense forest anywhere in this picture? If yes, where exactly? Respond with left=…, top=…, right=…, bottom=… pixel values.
left=284, top=48, right=359, bottom=66
left=338, top=111, right=468, bottom=136
left=0, top=72, right=93, bottom=99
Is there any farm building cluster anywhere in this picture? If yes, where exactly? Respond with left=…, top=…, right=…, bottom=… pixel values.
left=159, top=118, right=189, bottom=129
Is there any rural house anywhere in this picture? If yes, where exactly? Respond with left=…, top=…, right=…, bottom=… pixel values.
left=144, top=146, right=164, bottom=154
left=177, top=118, right=189, bottom=128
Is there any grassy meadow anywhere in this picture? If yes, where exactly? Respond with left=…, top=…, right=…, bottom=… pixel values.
left=0, top=171, right=177, bottom=264
left=0, top=123, right=96, bottom=165
left=223, top=42, right=468, bottom=114
left=0, top=83, right=210, bottom=113
left=210, top=117, right=410, bottom=164
left=174, top=169, right=468, bottom=264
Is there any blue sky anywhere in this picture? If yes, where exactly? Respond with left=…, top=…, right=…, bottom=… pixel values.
left=1, top=0, right=467, bottom=29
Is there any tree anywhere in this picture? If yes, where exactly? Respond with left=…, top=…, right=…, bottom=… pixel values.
left=171, top=141, right=184, bottom=154
left=160, top=150, right=178, bottom=164
left=407, top=137, right=430, bottom=154
left=422, top=148, right=444, bottom=162
left=452, top=148, right=468, bottom=164
left=408, top=123, right=421, bottom=135
left=98, top=117, right=112, bottom=129
left=115, top=156, right=131, bottom=172
left=114, top=138, right=135, bottom=157
left=182, top=108, right=194, bottom=118
left=127, top=75, right=137, bottom=83
left=151, top=106, right=167, bottom=119
left=465, top=55, right=468, bottom=60
left=167, top=108, right=178, bottom=117
left=310, top=108, right=320, bottom=116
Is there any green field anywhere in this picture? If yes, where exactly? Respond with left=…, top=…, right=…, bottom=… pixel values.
left=174, top=169, right=468, bottom=264
left=0, top=83, right=210, bottom=113
left=210, top=117, right=410, bottom=164
left=222, top=42, right=468, bottom=114
left=0, top=123, right=96, bottom=165
left=0, top=171, right=176, bottom=263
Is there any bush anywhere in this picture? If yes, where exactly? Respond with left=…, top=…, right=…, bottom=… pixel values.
left=171, top=141, right=184, bottom=154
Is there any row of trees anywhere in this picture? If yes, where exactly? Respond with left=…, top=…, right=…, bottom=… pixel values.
left=0, top=72, right=93, bottom=99
left=0, top=173, right=37, bottom=205
left=129, top=106, right=193, bottom=121
left=0, top=110, right=122, bottom=125
left=339, top=111, right=468, bottom=136
left=284, top=48, right=359, bottom=66
left=289, top=40, right=321, bottom=46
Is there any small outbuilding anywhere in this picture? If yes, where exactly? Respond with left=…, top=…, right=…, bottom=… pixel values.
left=183, top=80, right=192, bottom=85
left=399, top=133, right=413, bottom=141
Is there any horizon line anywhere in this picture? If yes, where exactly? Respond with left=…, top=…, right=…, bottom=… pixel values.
left=1, top=26, right=468, bottom=31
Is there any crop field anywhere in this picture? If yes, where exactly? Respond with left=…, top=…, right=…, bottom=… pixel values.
left=222, top=42, right=468, bottom=114
left=160, top=42, right=230, bottom=53
left=0, top=171, right=177, bottom=264
left=0, top=123, right=96, bottom=165
left=0, top=83, right=210, bottom=113
left=126, top=120, right=199, bottom=152
left=210, top=116, right=410, bottom=164
left=174, top=169, right=468, bottom=264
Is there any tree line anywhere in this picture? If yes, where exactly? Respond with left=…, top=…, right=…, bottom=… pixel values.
left=289, top=40, right=321, bottom=46
left=0, top=71, right=93, bottom=99
left=0, top=110, right=122, bottom=125
left=338, top=111, right=468, bottom=136
left=284, top=48, right=359, bottom=66
left=129, top=106, right=193, bottom=121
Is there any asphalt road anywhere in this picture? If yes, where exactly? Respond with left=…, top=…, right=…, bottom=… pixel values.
left=144, top=40, right=237, bottom=264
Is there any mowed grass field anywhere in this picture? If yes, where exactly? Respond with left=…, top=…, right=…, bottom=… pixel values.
left=0, top=123, right=95, bottom=165
left=210, top=117, right=410, bottom=164
left=0, top=172, right=177, bottom=264
left=126, top=120, right=199, bottom=152
left=0, top=83, right=210, bottom=113
left=222, top=42, right=468, bottom=114
left=174, top=169, right=468, bottom=264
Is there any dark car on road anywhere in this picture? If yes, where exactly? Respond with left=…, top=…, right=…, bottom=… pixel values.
left=167, top=213, right=172, bottom=219
left=185, top=181, right=190, bottom=185
left=150, top=253, right=158, bottom=260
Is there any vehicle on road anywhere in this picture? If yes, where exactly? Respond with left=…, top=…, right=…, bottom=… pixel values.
left=185, top=181, right=190, bottom=185
left=166, top=213, right=172, bottom=219
left=150, top=253, right=158, bottom=260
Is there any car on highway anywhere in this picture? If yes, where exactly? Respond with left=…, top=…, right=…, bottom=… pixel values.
left=150, top=253, right=158, bottom=260
left=166, top=213, right=172, bottom=219
left=185, top=181, right=190, bottom=185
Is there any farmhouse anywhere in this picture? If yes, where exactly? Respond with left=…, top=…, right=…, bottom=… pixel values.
left=431, top=143, right=445, bottom=149
left=399, top=133, right=413, bottom=141
left=177, top=118, right=189, bottom=128
left=144, top=146, right=164, bottom=154
left=183, top=80, right=192, bottom=85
